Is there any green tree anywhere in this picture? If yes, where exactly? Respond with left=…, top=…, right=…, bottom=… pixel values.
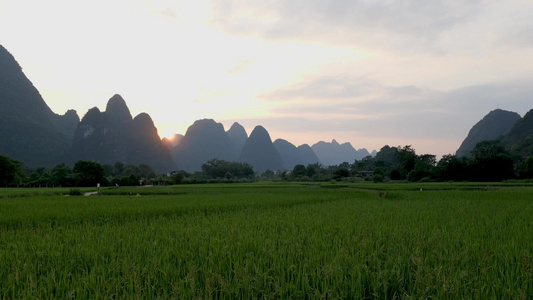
left=470, top=140, right=514, bottom=181
left=389, top=169, right=402, bottom=180
left=138, top=164, right=156, bottom=179
left=103, top=164, right=114, bottom=176
left=291, top=164, right=307, bottom=178
left=373, top=167, right=385, bottom=183
left=50, top=163, right=73, bottom=187
left=517, top=156, right=533, bottom=179
left=435, top=154, right=469, bottom=182
left=122, top=165, right=140, bottom=177
left=398, top=145, right=417, bottom=178
left=471, top=140, right=507, bottom=159
left=306, top=163, right=324, bottom=179
left=0, top=155, right=25, bottom=186
left=407, top=154, right=436, bottom=182
left=370, top=145, right=417, bottom=180
left=170, top=172, right=185, bottom=184
left=114, top=162, right=125, bottom=176
left=73, top=160, right=107, bottom=187
left=201, top=159, right=255, bottom=179
left=374, top=145, right=399, bottom=165
left=352, top=156, right=375, bottom=173
left=260, top=169, right=276, bottom=180
left=27, top=167, right=52, bottom=186
left=333, top=167, right=350, bottom=179
left=306, top=164, right=317, bottom=178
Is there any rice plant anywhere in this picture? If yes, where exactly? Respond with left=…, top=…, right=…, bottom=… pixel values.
left=0, top=183, right=531, bottom=298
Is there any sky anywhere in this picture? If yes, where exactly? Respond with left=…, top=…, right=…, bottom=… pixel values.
left=1, top=0, right=533, bottom=158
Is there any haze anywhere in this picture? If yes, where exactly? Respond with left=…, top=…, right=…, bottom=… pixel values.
left=1, top=0, right=533, bottom=157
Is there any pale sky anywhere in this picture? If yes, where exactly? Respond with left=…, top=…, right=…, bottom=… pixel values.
left=1, top=0, right=533, bottom=158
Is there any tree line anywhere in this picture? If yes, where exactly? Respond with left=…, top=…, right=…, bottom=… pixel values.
left=0, top=156, right=257, bottom=187
left=285, top=141, right=532, bottom=182
left=0, top=156, right=161, bottom=187
left=1, top=139, right=532, bottom=187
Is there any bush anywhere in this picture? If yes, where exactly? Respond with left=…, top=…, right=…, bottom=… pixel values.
left=373, top=174, right=384, bottom=183
left=69, top=188, right=82, bottom=196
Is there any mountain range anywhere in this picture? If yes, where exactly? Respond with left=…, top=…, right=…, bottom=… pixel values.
left=0, top=44, right=376, bottom=173
left=172, top=120, right=323, bottom=173
left=311, top=140, right=371, bottom=165
left=6, top=44, right=531, bottom=173
left=67, top=94, right=176, bottom=172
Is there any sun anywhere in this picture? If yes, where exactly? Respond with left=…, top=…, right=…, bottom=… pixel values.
left=161, top=133, right=175, bottom=141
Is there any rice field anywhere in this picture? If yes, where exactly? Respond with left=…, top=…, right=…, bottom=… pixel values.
left=0, top=183, right=532, bottom=298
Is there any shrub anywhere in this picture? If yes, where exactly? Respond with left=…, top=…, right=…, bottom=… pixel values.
left=69, top=188, right=82, bottom=196
left=373, top=174, right=384, bottom=183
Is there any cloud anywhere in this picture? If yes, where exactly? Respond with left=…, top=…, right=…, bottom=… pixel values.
left=497, top=19, right=533, bottom=48
left=228, top=59, right=254, bottom=74
left=159, top=6, right=180, bottom=20
left=3, top=0, right=532, bottom=158
left=210, top=0, right=491, bottom=52
left=261, top=76, right=381, bottom=102
left=261, top=75, right=437, bottom=116
left=255, top=75, right=533, bottom=146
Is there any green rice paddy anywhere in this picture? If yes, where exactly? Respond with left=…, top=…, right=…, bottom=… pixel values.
left=1, top=183, right=532, bottom=298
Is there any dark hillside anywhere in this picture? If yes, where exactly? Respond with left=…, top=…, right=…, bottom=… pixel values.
left=67, top=95, right=176, bottom=173
left=456, top=109, right=521, bottom=157
left=0, top=45, right=77, bottom=166
left=500, top=109, right=533, bottom=157
left=172, top=119, right=237, bottom=172
left=239, top=126, right=284, bottom=172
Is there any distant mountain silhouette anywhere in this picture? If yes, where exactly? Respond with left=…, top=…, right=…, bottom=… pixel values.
left=311, top=139, right=370, bottom=165
left=239, top=126, right=284, bottom=173
left=500, top=109, right=533, bottom=157
left=51, top=109, right=80, bottom=140
left=273, top=139, right=320, bottom=170
left=127, top=112, right=176, bottom=172
left=68, top=95, right=176, bottom=173
left=172, top=119, right=237, bottom=172
left=105, top=94, right=133, bottom=125
left=69, top=106, right=116, bottom=162
left=0, top=44, right=395, bottom=172
left=456, top=109, right=521, bottom=157
left=0, top=44, right=79, bottom=167
left=356, top=148, right=371, bottom=159
left=298, top=144, right=322, bottom=164
left=227, top=122, right=248, bottom=155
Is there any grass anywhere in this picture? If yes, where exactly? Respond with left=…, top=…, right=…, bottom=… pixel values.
left=0, top=182, right=532, bottom=298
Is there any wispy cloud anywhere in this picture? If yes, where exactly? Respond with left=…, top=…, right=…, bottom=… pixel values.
left=262, top=76, right=381, bottom=102
left=228, top=59, right=254, bottom=74
left=253, top=76, right=533, bottom=148
left=210, top=0, right=493, bottom=51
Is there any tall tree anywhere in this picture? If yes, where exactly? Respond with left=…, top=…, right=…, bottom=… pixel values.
left=434, top=154, right=469, bottom=182
left=0, top=155, right=25, bottom=186
left=73, top=160, right=107, bottom=187
left=518, top=156, right=533, bottom=179
left=201, top=159, right=254, bottom=179
left=50, top=163, right=73, bottom=187
left=291, top=164, right=307, bottom=178
left=407, top=154, right=436, bottom=182
left=470, top=140, right=514, bottom=181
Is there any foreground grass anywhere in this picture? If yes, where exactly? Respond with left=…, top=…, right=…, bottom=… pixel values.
left=0, top=183, right=532, bottom=298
